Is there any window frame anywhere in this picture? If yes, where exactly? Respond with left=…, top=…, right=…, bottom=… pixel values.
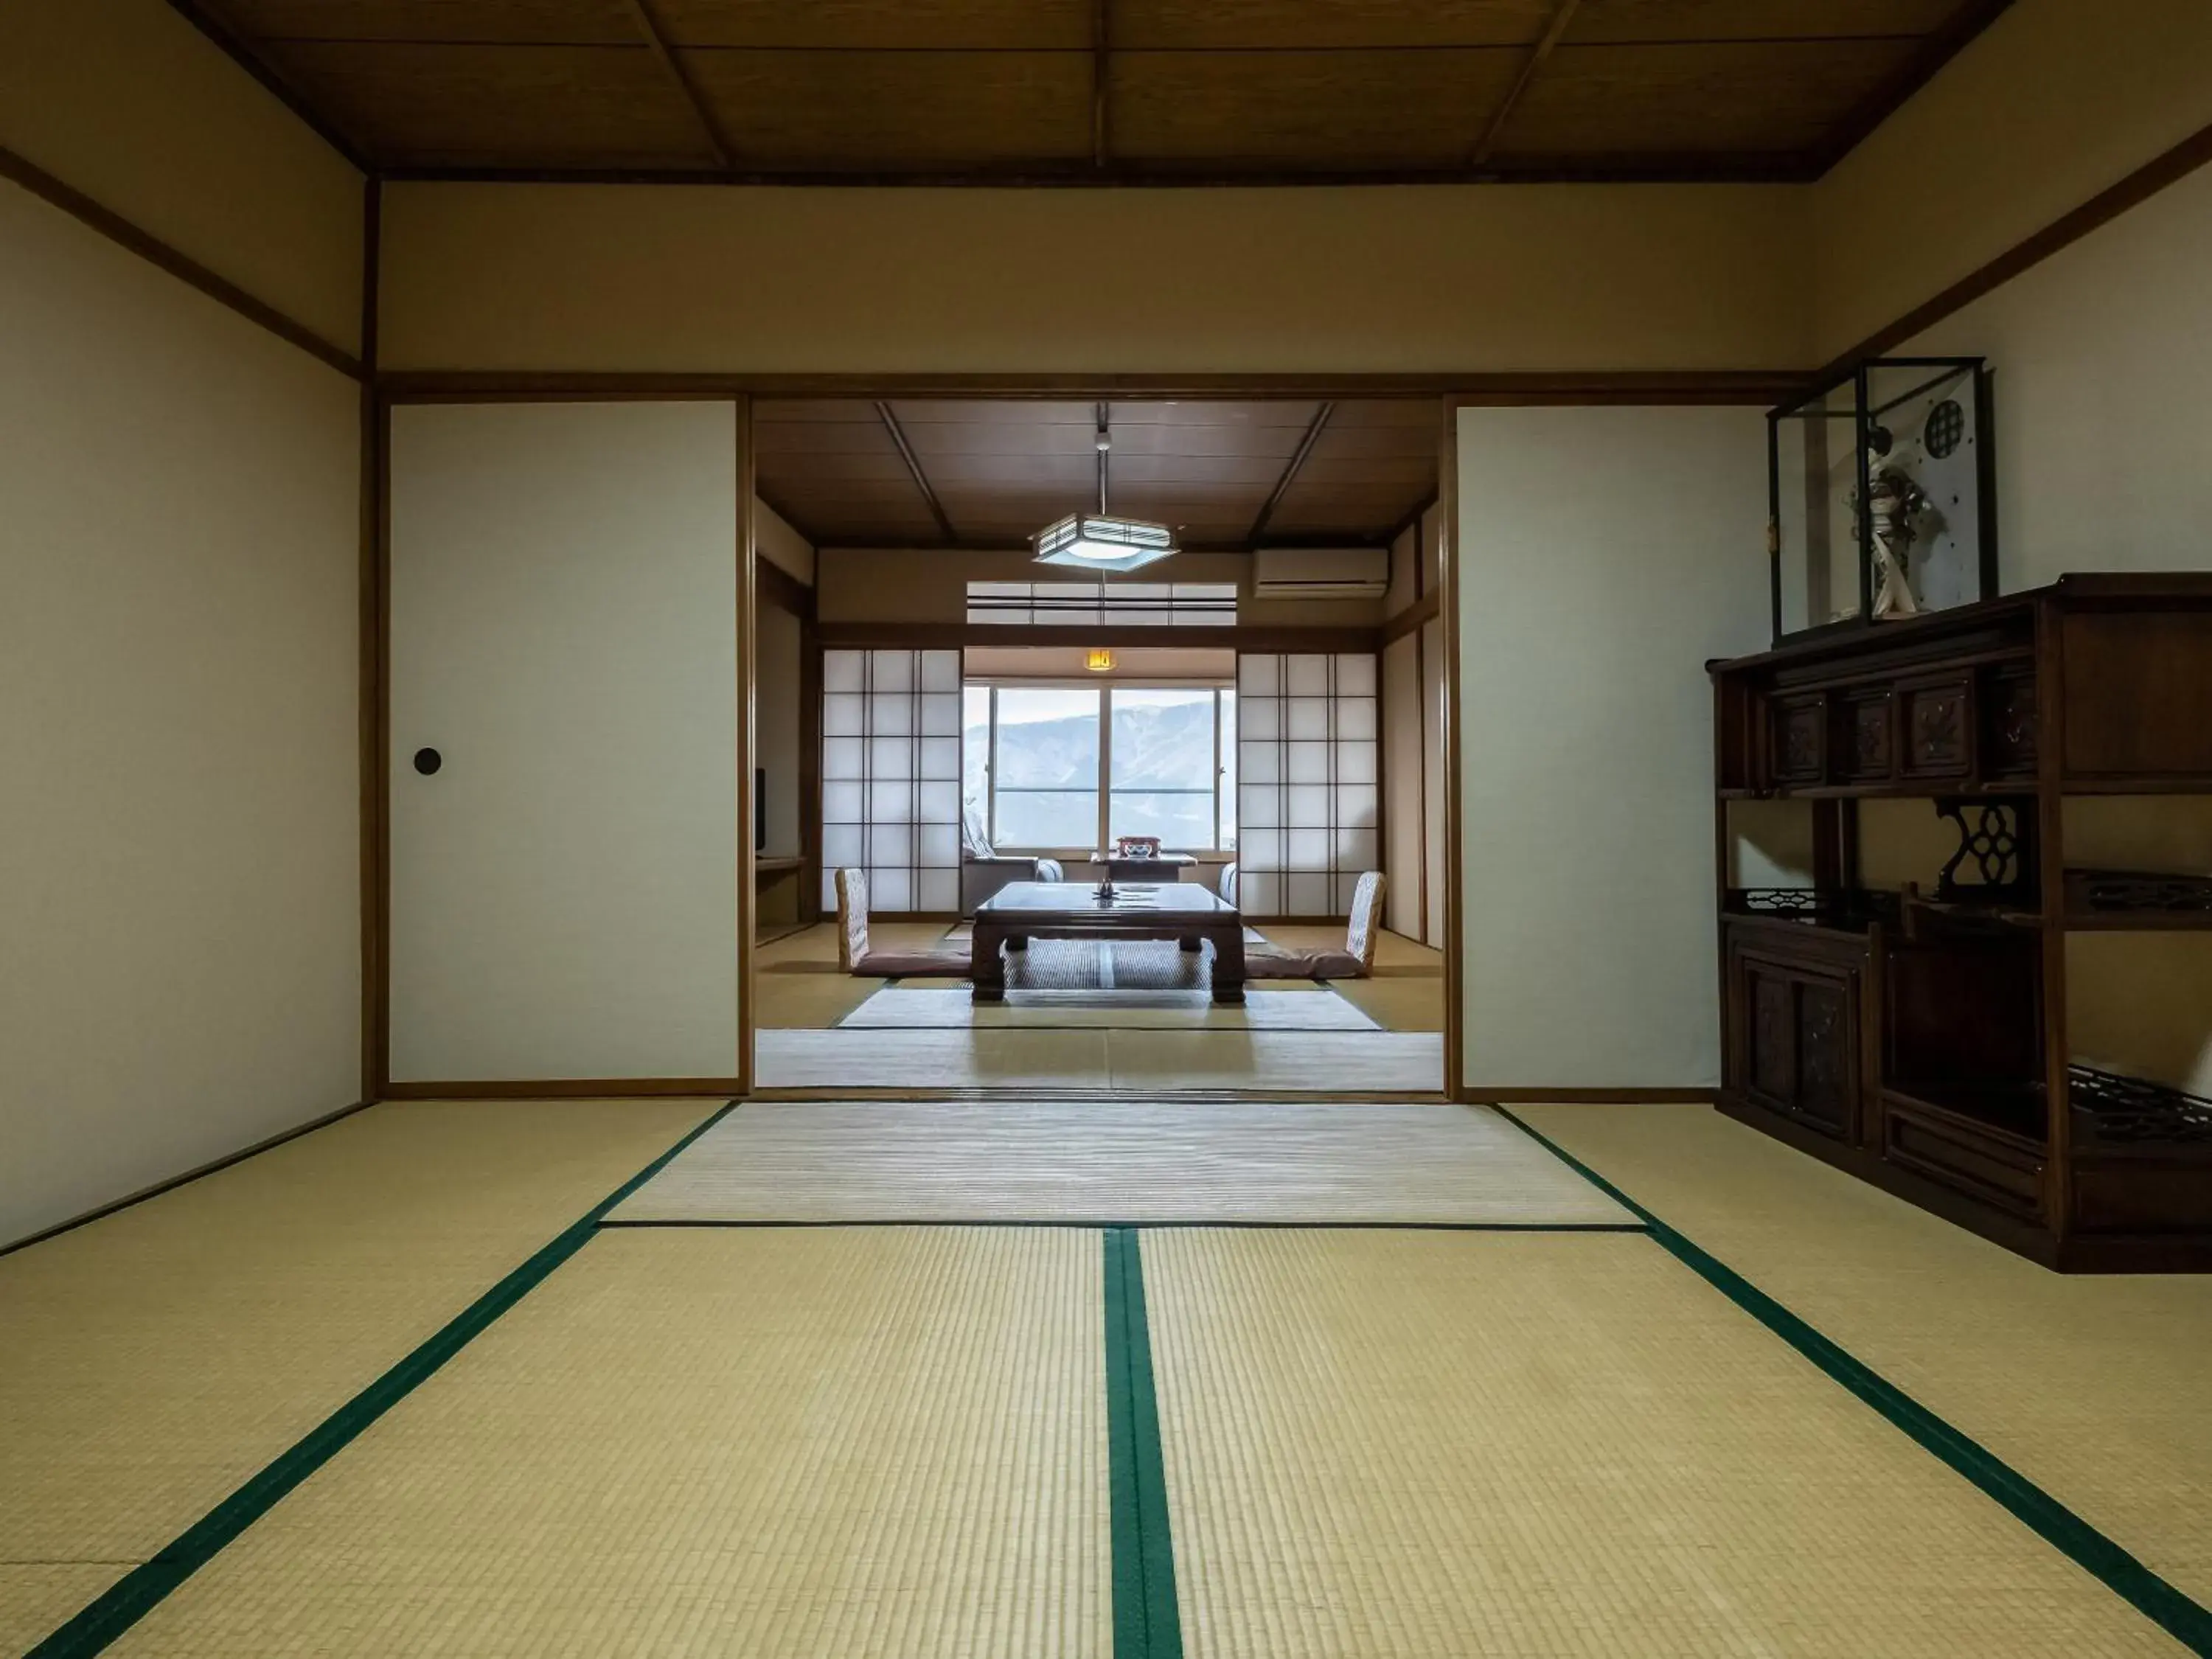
left=966, top=678, right=1236, bottom=857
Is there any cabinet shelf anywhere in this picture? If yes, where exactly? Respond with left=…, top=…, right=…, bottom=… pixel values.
left=1713, top=577, right=2212, bottom=1270
left=2062, top=869, right=2212, bottom=932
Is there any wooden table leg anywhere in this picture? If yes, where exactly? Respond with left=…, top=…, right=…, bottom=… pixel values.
left=971, top=919, right=1007, bottom=1002
left=1208, top=920, right=1245, bottom=1005
left=1177, top=936, right=1203, bottom=953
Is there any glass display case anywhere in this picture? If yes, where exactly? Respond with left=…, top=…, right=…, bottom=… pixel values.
left=1768, top=357, right=1996, bottom=643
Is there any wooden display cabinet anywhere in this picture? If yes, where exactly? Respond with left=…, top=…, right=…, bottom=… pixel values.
left=1710, top=575, right=2212, bottom=1271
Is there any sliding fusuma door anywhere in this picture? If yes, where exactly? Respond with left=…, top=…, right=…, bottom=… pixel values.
left=386, top=400, right=742, bottom=1084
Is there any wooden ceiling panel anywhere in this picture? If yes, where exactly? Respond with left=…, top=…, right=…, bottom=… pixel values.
left=1111, top=401, right=1321, bottom=428
left=1327, top=400, right=1447, bottom=430
left=1112, top=0, right=1551, bottom=50
left=686, top=49, right=1093, bottom=168
left=198, top=0, right=2006, bottom=178
left=654, top=0, right=1091, bottom=49
left=259, top=41, right=711, bottom=166
left=1110, top=50, right=1519, bottom=167
left=1495, top=38, right=1921, bottom=159
left=889, top=400, right=1096, bottom=426
left=1566, top=0, right=1966, bottom=43
left=756, top=399, right=883, bottom=422
left=212, top=0, right=638, bottom=41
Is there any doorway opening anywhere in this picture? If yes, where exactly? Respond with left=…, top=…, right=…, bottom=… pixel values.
left=746, top=394, right=1450, bottom=1096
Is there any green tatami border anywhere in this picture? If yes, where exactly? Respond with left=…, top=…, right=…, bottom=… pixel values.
left=1106, top=1228, right=1185, bottom=1659
left=25, top=1100, right=739, bottom=1659
left=1495, top=1106, right=2212, bottom=1658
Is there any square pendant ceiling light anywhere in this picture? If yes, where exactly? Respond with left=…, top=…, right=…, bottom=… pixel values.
left=1031, top=512, right=1180, bottom=574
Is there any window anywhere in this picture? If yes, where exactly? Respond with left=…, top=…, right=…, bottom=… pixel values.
left=964, top=683, right=1237, bottom=852
left=990, top=686, right=1101, bottom=849
left=967, top=581, right=1237, bottom=627
left=821, top=648, right=962, bottom=911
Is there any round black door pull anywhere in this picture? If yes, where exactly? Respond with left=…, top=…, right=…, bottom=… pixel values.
left=414, top=748, right=442, bottom=775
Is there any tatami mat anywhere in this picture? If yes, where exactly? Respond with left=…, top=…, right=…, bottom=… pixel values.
left=837, top=985, right=1380, bottom=1031
left=1105, top=1029, right=1441, bottom=1093
left=610, top=1101, right=1633, bottom=1225
left=1144, top=1228, right=2185, bottom=1658
left=754, top=961, right=889, bottom=1029
left=0, top=1099, right=713, bottom=1587
left=755, top=1026, right=1442, bottom=1092
left=109, top=1228, right=1108, bottom=1659
left=1, top=1565, right=128, bottom=1656
left=1517, top=1102, right=2212, bottom=1607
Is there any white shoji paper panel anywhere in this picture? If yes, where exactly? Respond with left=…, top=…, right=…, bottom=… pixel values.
left=1236, top=653, right=1380, bottom=919
left=821, top=648, right=963, bottom=912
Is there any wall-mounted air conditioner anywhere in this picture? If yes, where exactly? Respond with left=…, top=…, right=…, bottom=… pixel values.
left=1251, top=547, right=1390, bottom=600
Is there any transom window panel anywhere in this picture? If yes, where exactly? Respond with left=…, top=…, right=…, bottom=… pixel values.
left=967, top=581, right=1237, bottom=626
left=1237, top=653, right=1380, bottom=918
left=821, top=648, right=961, bottom=913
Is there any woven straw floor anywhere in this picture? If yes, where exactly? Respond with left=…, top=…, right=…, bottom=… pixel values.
left=837, top=984, right=1381, bottom=1031
left=754, top=1027, right=1444, bottom=1092
left=1, top=1564, right=125, bottom=1655
left=610, top=1101, right=1632, bottom=1226
left=0, top=1099, right=713, bottom=1590
left=1520, top=1102, right=2212, bottom=1607
left=108, top=1228, right=1109, bottom=1659
left=1144, top=1228, right=2187, bottom=1658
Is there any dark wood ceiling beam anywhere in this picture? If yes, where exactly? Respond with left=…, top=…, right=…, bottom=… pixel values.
left=1464, top=0, right=1585, bottom=172
left=622, top=0, right=735, bottom=170
left=875, top=402, right=960, bottom=543
left=1246, top=401, right=1334, bottom=545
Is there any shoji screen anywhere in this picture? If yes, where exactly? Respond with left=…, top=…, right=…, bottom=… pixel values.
left=1237, top=653, right=1380, bottom=918
left=822, top=648, right=962, bottom=914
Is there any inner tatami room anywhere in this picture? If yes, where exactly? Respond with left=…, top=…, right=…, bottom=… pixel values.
left=11, top=0, right=2212, bottom=1654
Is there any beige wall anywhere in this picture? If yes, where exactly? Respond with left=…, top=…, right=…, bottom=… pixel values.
left=1457, top=406, right=1769, bottom=1092
left=1812, top=0, right=2212, bottom=359
left=1894, top=160, right=2212, bottom=590
left=387, top=403, right=740, bottom=1082
left=0, top=0, right=364, bottom=354
left=757, top=496, right=816, bottom=587
left=0, top=181, right=361, bottom=1245
left=379, top=181, right=1809, bottom=373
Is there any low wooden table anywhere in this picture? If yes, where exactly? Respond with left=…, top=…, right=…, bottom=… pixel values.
left=1087, top=851, right=1198, bottom=883
left=971, top=881, right=1246, bottom=1004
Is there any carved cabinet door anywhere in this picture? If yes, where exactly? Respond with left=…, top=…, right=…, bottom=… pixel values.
left=1731, top=948, right=1862, bottom=1143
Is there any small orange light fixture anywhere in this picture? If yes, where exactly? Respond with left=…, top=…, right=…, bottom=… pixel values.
left=1085, top=647, right=1116, bottom=673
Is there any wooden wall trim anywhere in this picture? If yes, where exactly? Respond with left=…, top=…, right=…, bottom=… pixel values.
left=736, top=398, right=758, bottom=1099
left=1460, top=1087, right=1716, bottom=1104
left=757, top=554, right=813, bottom=620
left=1382, top=588, right=1441, bottom=646
left=1817, top=114, right=2212, bottom=378
left=382, top=1080, right=742, bottom=1099
left=817, top=622, right=1382, bottom=653
left=0, top=142, right=363, bottom=380
left=360, top=182, right=388, bottom=1101
left=383, top=369, right=1811, bottom=403
left=0, top=1097, right=376, bottom=1258
left=1436, top=396, right=1466, bottom=1099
